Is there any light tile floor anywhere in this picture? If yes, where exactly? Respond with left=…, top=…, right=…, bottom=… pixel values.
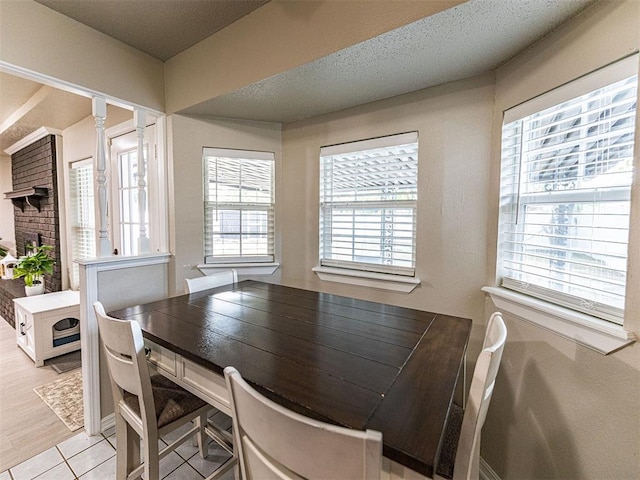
left=1, top=412, right=234, bottom=480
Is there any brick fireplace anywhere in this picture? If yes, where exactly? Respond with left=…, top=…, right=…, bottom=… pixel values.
left=0, top=134, right=63, bottom=326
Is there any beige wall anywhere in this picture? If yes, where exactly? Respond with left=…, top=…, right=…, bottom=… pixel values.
left=3, top=0, right=638, bottom=477
left=275, top=2, right=640, bottom=479
left=168, top=114, right=282, bottom=295
left=0, top=0, right=164, bottom=112
left=280, top=75, right=495, bottom=322
left=62, top=106, right=133, bottom=167
left=482, top=1, right=640, bottom=479
left=164, top=0, right=464, bottom=113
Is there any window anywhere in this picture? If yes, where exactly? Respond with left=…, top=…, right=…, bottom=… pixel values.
left=203, top=148, right=275, bottom=263
left=498, top=57, right=637, bottom=325
left=117, top=147, right=147, bottom=256
left=69, top=159, right=96, bottom=288
left=108, top=121, right=163, bottom=257
left=319, top=132, right=418, bottom=276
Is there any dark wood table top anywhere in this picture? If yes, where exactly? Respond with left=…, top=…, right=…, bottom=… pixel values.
left=110, top=280, right=471, bottom=477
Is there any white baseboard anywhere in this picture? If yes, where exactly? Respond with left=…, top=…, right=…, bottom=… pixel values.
left=100, top=413, right=115, bottom=433
left=480, top=457, right=501, bottom=480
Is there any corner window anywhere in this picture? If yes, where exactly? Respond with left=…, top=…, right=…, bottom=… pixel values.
left=319, top=132, right=418, bottom=276
left=203, top=148, right=275, bottom=264
left=498, top=57, right=637, bottom=325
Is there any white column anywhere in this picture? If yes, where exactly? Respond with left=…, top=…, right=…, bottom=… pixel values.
left=78, top=253, right=171, bottom=436
left=134, top=109, right=150, bottom=254
left=92, top=97, right=112, bottom=257
left=78, top=259, right=101, bottom=435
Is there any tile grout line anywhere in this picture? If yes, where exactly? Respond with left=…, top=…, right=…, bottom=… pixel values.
left=5, top=423, right=234, bottom=480
left=54, top=444, right=79, bottom=480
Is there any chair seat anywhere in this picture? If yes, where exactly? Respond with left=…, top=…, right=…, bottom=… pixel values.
left=435, top=403, right=464, bottom=480
left=124, top=374, right=207, bottom=428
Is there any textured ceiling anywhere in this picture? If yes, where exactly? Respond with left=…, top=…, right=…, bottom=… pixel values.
left=1, top=0, right=596, bottom=154
left=34, top=0, right=270, bottom=61
left=0, top=74, right=42, bottom=123
left=181, top=0, right=596, bottom=123
left=0, top=72, right=94, bottom=153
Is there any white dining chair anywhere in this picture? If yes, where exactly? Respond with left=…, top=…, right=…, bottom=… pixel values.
left=435, top=312, right=507, bottom=480
left=225, top=366, right=383, bottom=480
left=184, top=268, right=238, bottom=455
left=94, top=301, right=211, bottom=480
left=184, top=269, right=238, bottom=294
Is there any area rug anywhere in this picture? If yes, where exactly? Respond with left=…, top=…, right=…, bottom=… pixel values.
left=45, top=350, right=82, bottom=374
left=33, top=370, right=84, bottom=431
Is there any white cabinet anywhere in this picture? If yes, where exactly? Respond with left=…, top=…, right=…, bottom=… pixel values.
left=14, top=291, right=80, bottom=367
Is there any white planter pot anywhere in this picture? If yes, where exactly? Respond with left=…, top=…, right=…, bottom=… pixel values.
left=25, top=280, right=45, bottom=296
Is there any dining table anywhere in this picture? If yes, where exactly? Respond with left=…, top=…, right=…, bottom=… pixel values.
left=108, top=279, right=472, bottom=478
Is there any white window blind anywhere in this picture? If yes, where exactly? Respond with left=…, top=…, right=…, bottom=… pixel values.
left=203, top=148, right=275, bottom=263
left=499, top=57, right=637, bottom=324
left=319, top=132, right=418, bottom=276
left=69, top=159, right=96, bottom=289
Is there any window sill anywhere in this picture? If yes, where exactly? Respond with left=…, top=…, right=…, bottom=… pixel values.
left=482, top=286, right=636, bottom=355
left=312, top=266, right=420, bottom=293
left=198, top=263, right=279, bottom=276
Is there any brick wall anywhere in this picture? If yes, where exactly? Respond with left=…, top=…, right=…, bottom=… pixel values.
left=0, top=279, right=24, bottom=328
left=11, top=135, right=62, bottom=293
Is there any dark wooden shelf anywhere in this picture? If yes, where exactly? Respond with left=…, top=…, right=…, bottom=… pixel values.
left=4, top=187, right=48, bottom=212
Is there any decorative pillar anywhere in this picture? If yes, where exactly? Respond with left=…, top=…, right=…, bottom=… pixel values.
left=92, top=97, right=112, bottom=256
left=134, top=109, right=150, bottom=254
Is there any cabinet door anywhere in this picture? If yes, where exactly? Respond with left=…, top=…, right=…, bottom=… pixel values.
left=16, top=308, right=35, bottom=357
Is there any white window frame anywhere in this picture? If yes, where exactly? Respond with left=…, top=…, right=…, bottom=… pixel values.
left=314, top=132, right=421, bottom=293
left=486, top=55, right=638, bottom=354
left=202, top=147, right=276, bottom=268
left=68, top=158, right=96, bottom=289
left=106, top=119, right=167, bottom=257
left=116, top=146, right=148, bottom=256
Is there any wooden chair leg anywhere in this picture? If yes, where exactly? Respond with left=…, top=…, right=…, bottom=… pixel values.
left=116, top=414, right=140, bottom=480
left=143, top=432, right=160, bottom=480
left=128, top=425, right=141, bottom=480
left=114, top=414, right=127, bottom=480
left=196, top=413, right=208, bottom=459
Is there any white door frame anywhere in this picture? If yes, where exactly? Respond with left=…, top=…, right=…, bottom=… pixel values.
left=0, top=62, right=169, bottom=436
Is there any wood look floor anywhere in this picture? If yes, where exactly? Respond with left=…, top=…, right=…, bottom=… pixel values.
left=0, top=317, right=78, bottom=471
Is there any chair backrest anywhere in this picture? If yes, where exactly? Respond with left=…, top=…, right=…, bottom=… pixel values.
left=453, top=312, right=507, bottom=480
left=93, top=301, right=155, bottom=431
left=184, top=269, right=238, bottom=294
left=224, top=366, right=382, bottom=480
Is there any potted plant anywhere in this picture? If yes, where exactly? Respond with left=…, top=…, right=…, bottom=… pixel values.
left=13, top=245, right=55, bottom=296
